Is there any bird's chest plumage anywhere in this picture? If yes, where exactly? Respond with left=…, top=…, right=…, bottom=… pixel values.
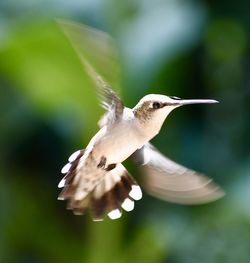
left=90, top=121, right=145, bottom=165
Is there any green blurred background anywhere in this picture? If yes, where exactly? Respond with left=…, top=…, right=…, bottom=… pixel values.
left=1, top=0, right=250, bottom=262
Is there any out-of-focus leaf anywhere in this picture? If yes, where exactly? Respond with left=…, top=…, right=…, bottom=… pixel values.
left=0, top=20, right=102, bottom=136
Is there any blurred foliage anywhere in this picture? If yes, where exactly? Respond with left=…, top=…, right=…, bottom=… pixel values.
left=1, top=0, right=250, bottom=263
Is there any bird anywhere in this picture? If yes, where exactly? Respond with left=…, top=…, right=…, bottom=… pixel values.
left=57, top=20, right=224, bottom=221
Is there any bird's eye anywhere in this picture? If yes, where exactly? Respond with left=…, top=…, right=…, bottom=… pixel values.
left=152, top=102, right=161, bottom=109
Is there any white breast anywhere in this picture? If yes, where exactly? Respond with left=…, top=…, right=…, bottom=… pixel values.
left=89, top=110, right=146, bottom=164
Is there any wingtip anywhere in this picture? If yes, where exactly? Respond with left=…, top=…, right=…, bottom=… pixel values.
left=214, top=187, right=226, bottom=200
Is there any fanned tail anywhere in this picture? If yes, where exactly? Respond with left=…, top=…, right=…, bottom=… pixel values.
left=58, top=149, right=85, bottom=200
left=90, top=164, right=142, bottom=221
left=58, top=150, right=142, bottom=221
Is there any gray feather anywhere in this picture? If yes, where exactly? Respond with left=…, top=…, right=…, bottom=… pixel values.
left=132, top=143, right=225, bottom=204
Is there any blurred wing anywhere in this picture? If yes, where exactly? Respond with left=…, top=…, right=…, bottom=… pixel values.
left=58, top=20, right=123, bottom=126
left=132, top=143, right=225, bottom=204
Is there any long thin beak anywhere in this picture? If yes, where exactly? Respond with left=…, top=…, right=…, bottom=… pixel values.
left=174, top=99, right=219, bottom=106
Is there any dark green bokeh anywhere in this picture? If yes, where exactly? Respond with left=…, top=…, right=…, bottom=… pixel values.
left=1, top=0, right=250, bottom=263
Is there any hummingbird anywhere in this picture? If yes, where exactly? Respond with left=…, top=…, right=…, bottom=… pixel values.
left=57, top=20, right=224, bottom=221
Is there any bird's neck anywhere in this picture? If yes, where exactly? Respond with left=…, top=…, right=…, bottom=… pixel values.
left=134, top=111, right=169, bottom=142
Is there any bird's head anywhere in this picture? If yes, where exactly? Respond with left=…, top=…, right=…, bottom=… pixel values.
left=133, top=94, right=218, bottom=137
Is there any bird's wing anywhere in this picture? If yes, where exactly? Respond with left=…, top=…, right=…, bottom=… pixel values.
left=132, top=143, right=225, bottom=204
left=83, top=63, right=124, bottom=127
left=57, top=20, right=124, bottom=126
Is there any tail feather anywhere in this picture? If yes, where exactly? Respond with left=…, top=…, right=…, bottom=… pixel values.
left=67, top=197, right=90, bottom=215
left=58, top=152, right=142, bottom=221
left=91, top=191, right=118, bottom=220
left=113, top=181, right=131, bottom=204
left=90, top=170, right=136, bottom=220
left=58, top=149, right=85, bottom=191
left=58, top=184, right=77, bottom=200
